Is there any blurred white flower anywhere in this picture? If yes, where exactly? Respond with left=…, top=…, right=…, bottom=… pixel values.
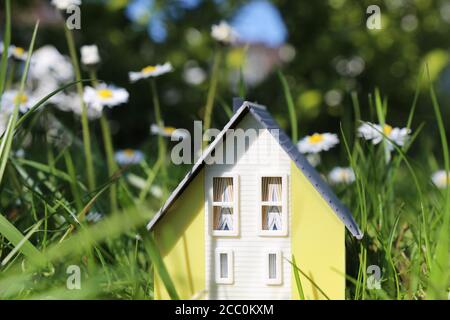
left=80, top=45, right=100, bottom=66
left=150, top=185, right=163, bottom=199
left=51, top=0, right=81, bottom=10
left=86, top=211, right=103, bottom=223
left=115, top=149, right=144, bottom=166
left=30, top=46, right=74, bottom=83
left=1, top=90, right=39, bottom=113
left=306, top=153, right=321, bottom=167
left=150, top=123, right=188, bottom=140
left=0, top=110, right=12, bottom=136
left=328, top=167, right=355, bottom=185
left=431, top=170, right=449, bottom=189
left=52, top=92, right=99, bottom=120
left=10, top=45, right=28, bottom=61
left=324, top=90, right=343, bottom=107
left=334, top=56, right=365, bottom=77
left=129, top=62, right=173, bottom=82
left=183, top=62, right=206, bottom=85
left=297, top=133, right=339, bottom=154
left=14, top=149, right=25, bottom=158
left=83, top=84, right=129, bottom=110
left=0, top=43, right=28, bottom=61
left=211, top=21, right=237, bottom=44
left=358, top=122, right=411, bottom=151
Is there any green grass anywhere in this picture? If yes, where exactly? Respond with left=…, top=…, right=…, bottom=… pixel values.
left=0, top=2, right=449, bottom=300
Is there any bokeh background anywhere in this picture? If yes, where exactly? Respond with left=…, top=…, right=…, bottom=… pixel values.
left=5, top=0, right=450, bottom=156
left=1, top=0, right=449, bottom=300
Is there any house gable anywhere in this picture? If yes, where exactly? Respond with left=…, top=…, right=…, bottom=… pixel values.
left=153, top=170, right=205, bottom=299
left=291, top=162, right=345, bottom=299
left=147, top=101, right=362, bottom=240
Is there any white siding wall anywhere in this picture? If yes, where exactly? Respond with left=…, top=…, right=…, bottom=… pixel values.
left=205, top=114, right=292, bottom=299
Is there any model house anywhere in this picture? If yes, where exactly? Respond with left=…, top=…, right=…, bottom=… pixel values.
left=147, top=100, right=362, bottom=300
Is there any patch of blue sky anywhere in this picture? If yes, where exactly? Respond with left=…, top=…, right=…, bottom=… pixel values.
left=147, top=11, right=168, bottom=43
left=125, top=0, right=153, bottom=25
left=231, top=0, right=287, bottom=47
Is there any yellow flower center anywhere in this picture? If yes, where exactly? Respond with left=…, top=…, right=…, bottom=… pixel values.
left=123, top=149, right=135, bottom=157
left=14, top=93, right=28, bottom=104
left=442, top=175, right=450, bottom=185
left=308, top=133, right=324, bottom=144
left=142, top=66, right=157, bottom=74
left=97, top=89, right=113, bottom=99
left=383, top=124, right=392, bottom=135
left=163, top=126, right=176, bottom=134
left=14, top=47, right=25, bottom=56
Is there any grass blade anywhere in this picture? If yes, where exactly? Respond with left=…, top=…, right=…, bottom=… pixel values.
left=0, top=0, right=11, bottom=101
left=145, top=234, right=180, bottom=300
left=0, top=21, right=39, bottom=186
left=278, top=70, right=298, bottom=143
left=0, top=214, right=46, bottom=267
left=291, top=255, right=305, bottom=299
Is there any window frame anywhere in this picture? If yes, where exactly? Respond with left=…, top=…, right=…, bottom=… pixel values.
left=265, top=249, right=282, bottom=285
left=257, top=174, right=288, bottom=236
left=210, top=174, right=239, bottom=237
left=215, top=248, right=234, bottom=284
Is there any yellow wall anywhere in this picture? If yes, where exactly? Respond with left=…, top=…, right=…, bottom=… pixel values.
left=291, top=161, right=345, bottom=300
left=153, top=170, right=205, bottom=300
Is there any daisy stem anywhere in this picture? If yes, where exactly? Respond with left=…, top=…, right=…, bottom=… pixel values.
left=0, top=0, right=11, bottom=109
left=5, top=60, right=15, bottom=90
left=150, top=78, right=167, bottom=187
left=203, top=49, right=222, bottom=147
left=89, top=70, right=119, bottom=212
left=64, top=26, right=96, bottom=191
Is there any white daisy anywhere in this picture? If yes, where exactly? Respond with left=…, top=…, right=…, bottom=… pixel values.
left=80, top=45, right=100, bottom=66
left=1, top=90, right=39, bottom=113
left=328, top=167, right=355, bottom=185
left=211, top=21, right=238, bottom=45
left=115, top=149, right=144, bottom=166
left=83, top=84, right=129, bottom=110
left=129, top=62, right=173, bottom=82
left=431, top=170, right=450, bottom=189
left=0, top=43, right=28, bottom=61
left=357, top=122, right=411, bottom=151
left=150, top=123, right=188, bottom=140
left=51, top=0, right=81, bottom=10
left=9, top=45, right=28, bottom=61
left=55, top=92, right=101, bottom=120
left=30, top=45, right=74, bottom=83
left=297, top=133, right=339, bottom=154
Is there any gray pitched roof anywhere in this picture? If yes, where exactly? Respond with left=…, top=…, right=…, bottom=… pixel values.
left=147, top=101, right=363, bottom=239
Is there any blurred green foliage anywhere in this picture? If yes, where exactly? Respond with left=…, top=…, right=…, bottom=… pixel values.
left=5, top=0, right=450, bottom=153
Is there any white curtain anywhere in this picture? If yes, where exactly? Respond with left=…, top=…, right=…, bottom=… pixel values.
left=263, top=177, right=282, bottom=231
left=220, top=253, right=228, bottom=278
left=214, top=178, right=233, bottom=230
left=268, top=253, right=277, bottom=279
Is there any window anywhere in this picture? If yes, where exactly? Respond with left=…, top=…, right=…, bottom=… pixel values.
left=212, top=176, right=238, bottom=236
left=259, top=175, right=288, bottom=236
left=215, top=249, right=233, bottom=284
left=265, top=250, right=282, bottom=285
